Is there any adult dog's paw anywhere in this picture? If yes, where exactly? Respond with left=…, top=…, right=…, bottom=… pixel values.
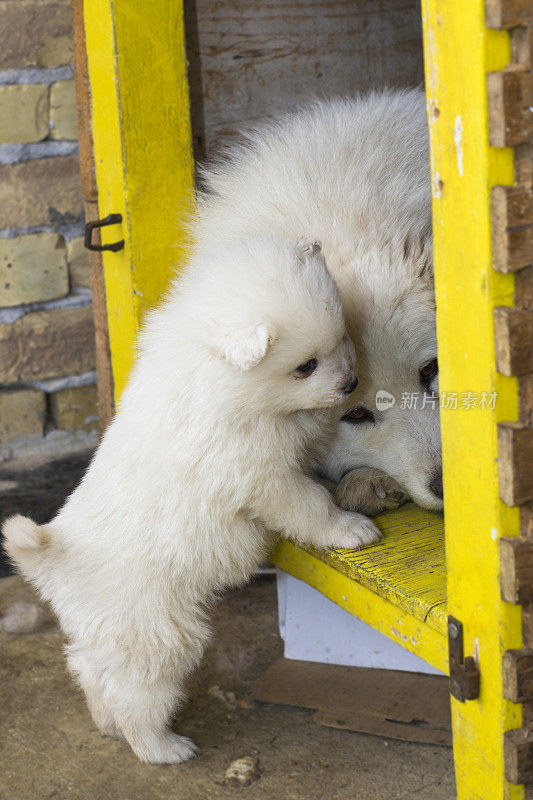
left=334, top=468, right=409, bottom=517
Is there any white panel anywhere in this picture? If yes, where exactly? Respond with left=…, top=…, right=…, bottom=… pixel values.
left=277, top=569, right=444, bottom=675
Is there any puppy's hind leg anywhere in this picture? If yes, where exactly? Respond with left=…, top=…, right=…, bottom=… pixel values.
left=111, top=672, right=199, bottom=764
left=107, top=610, right=208, bottom=764
left=67, top=646, right=123, bottom=739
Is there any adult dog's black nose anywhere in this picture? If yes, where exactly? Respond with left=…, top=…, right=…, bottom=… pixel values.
left=429, top=468, right=443, bottom=500
left=342, top=376, right=358, bottom=395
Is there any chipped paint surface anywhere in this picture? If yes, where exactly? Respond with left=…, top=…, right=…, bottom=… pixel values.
left=432, top=171, right=444, bottom=197
left=391, top=627, right=409, bottom=643
left=454, top=115, right=463, bottom=176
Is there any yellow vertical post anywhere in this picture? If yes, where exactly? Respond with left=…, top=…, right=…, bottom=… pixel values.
left=421, top=2, right=523, bottom=798
left=83, top=0, right=195, bottom=400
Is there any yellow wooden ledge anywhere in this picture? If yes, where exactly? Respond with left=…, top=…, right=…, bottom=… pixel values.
left=271, top=504, right=448, bottom=674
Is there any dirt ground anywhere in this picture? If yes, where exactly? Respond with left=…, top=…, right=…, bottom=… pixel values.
left=0, top=452, right=456, bottom=800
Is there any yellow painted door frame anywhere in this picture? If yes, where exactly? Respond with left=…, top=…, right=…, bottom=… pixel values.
left=83, top=0, right=195, bottom=401
left=421, top=2, right=523, bottom=797
left=82, top=0, right=528, bottom=796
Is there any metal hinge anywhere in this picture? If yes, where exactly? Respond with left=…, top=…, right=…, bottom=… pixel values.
left=448, top=615, right=480, bottom=702
left=84, top=213, right=124, bottom=252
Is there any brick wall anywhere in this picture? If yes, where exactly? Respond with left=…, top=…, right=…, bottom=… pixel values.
left=0, top=0, right=98, bottom=458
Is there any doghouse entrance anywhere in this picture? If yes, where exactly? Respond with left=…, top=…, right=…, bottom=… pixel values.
left=76, top=0, right=532, bottom=796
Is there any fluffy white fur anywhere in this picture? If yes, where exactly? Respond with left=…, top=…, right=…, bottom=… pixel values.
left=3, top=235, right=381, bottom=764
left=194, top=89, right=442, bottom=512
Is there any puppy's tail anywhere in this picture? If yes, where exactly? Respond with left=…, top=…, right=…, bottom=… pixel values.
left=2, top=515, right=55, bottom=580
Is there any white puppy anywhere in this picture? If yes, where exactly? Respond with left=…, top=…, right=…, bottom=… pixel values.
left=194, top=89, right=442, bottom=514
left=3, top=235, right=380, bottom=764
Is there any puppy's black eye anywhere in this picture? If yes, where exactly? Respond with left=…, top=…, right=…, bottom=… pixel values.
left=420, top=358, right=438, bottom=389
left=342, top=406, right=375, bottom=424
left=294, top=358, right=318, bottom=378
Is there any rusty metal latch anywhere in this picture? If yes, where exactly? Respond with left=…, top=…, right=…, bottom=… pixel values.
left=448, top=616, right=480, bottom=702
left=84, top=213, right=124, bottom=252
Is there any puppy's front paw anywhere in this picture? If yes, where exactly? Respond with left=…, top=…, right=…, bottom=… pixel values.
left=334, top=468, right=409, bottom=517
left=327, top=512, right=382, bottom=551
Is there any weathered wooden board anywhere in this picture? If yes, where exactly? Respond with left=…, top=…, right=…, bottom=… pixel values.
left=71, top=0, right=115, bottom=432
left=488, top=70, right=533, bottom=148
left=503, top=649, right=533, bottom=703
left=501, top=538, right=533, bottom=604
left=512, top=24, right=533, bottom=72
left=485, top=0, right=533, bottom=29
left=516, top=267, right=533, bottom=310
left=498, top=423, right=533, bottom=506
left=505, top=728, right=533, bottom=785
left=492, top=185, right=533, bottom=273
left=494, top=306, right=533, bottom=376
left=184, top=0, right=425, bottom=156
left=71, top=0, right=97, bottom=203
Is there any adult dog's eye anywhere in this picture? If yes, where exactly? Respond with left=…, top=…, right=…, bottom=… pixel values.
left=420, top=358, right=438, bottom=389
left=342, top=406, right=375, bottom=424
left=294, top=358, right=318, bottom=378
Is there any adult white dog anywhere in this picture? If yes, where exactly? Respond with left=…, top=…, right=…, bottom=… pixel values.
left=195, top=89, right=442, bottom=514
left=3, top=236, right=381, bottom=764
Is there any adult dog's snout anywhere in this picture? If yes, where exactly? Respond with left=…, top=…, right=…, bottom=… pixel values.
left=429, top=468, right=443, bottom=500
left=341, top=374, right=358, bottom=395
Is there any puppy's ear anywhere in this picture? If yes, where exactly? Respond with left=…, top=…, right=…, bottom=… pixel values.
left=296, top=240, right=322, bottom=260
left=214, top=323, right=271, bottom=371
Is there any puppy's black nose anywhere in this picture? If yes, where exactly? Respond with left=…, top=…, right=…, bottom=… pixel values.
left=429, top=468, right=443, bottom=500
left=342, top=376, right=358, bottom=395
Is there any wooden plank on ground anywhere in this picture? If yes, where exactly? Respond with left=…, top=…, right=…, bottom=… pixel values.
left=252, top=657, right=452, bottom=747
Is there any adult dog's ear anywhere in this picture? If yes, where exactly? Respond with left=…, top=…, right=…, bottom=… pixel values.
left=214, top=323, right=271, bottom=371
